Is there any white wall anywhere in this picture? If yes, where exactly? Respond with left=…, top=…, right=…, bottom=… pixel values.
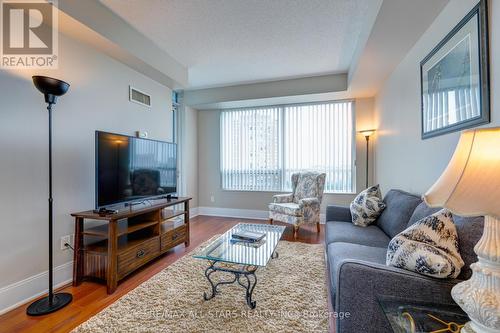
left=374, top=0, right=499, bottom=195
left=197, top=98, right=375, bottom=213
left=0, top=32, right=173, bottom=308
left=181, top=106, right=199, bottom=208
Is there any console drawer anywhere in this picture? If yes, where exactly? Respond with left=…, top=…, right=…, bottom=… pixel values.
left=117, top=236, right=160, bottom=279
left=161, top=225, right=187, bottom=251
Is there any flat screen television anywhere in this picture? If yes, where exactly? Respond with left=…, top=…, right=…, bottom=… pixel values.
left=95, top=131, right=177, bottom=208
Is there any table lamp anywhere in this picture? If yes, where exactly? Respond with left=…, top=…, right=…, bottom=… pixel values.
left=423, top=127, right=500, bottom=333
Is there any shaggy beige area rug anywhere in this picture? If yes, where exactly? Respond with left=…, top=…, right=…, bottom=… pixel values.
left=72, top=239, right=328, bottom=333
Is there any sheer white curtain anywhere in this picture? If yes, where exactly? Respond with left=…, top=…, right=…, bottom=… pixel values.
left=220, top=101, right=355, bottom=193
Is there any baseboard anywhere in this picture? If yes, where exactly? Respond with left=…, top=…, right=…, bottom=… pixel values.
left=197, top=206, right=268, bottom=220
left=197, top=206, right=326, bottom=223
left=190, top=206, right=199, bottom=217
left=0, top=261, right=73, bottom=315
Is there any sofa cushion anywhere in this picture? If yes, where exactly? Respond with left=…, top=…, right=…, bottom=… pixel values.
left=408, top=202, right=441, bottom=227
left=350, top=185, right=386, bottom=227
left=327, top=242, right=387, bottom=298
left=377, top=189, right=422, bottom=238
left=268, top=202, right=302, bottom=216
left=386, top=209, right=464, bottom=279
left=325, top=221, right=390, bottom=248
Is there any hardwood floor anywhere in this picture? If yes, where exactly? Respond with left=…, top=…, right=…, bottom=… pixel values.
left=0, top=216, right=327, bottom=333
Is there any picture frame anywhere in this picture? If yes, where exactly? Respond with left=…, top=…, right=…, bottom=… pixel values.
left=420, top=0, right=490, bottom=139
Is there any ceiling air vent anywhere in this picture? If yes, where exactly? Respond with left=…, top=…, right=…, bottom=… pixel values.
left=129, top=86, right=151, bottom=107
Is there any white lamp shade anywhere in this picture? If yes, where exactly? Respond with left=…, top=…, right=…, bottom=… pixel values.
left=423, top=127, right=500, bottom=218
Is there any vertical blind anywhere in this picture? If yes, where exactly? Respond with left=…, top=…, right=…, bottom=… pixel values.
left=220, top=101, right=355, bottom=193
left=220, top=106, right=282, bottom=191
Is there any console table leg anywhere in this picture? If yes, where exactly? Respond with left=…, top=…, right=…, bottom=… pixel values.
left=107, top=220, right=118, bottom=294
left=72, top=217, right=84, bottom=286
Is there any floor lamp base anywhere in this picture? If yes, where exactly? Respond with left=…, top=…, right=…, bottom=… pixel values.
left=26, top=293, right=72, bottom=316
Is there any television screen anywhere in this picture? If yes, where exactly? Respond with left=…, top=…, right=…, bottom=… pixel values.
left=95, top=131, right=177, bottom=208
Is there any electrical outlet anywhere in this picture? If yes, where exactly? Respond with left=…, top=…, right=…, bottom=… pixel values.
left=61, top=235, right=71, bottom=250
left=210, top=195, right=215, bottom=203
left=135, top=130, right=148, bottom=138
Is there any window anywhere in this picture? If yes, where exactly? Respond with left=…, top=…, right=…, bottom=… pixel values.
left=172, top=91, right=179, bottom=143
left=220, top=101, right=355, bottom=193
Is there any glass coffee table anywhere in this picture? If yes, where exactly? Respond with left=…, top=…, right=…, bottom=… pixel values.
left=193, top=223, right=285, bottom=309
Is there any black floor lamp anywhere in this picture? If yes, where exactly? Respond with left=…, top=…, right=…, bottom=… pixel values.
left=27, top=76, right=72, bottom=316
left=359, top=129, right=375, bottom=188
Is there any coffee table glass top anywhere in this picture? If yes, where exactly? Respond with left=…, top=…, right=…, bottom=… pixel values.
left=193, top=223, right=285, bottom=267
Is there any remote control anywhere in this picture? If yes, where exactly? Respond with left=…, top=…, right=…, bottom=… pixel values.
left=93, top=208, right=118, bottom=215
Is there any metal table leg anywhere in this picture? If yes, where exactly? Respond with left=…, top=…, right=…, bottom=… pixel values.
left=202, top=261, right=259, bottom=309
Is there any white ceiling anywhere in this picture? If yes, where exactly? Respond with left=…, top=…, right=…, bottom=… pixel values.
left=100, top=0, right=381, bottom=89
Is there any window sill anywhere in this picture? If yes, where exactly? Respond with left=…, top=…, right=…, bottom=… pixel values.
left=220, top=189, right=356, bottom=195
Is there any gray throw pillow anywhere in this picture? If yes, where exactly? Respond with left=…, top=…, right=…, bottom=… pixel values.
left=350, top=185, right=386, bottom=227
left=386, top=209, right=464, bottom=279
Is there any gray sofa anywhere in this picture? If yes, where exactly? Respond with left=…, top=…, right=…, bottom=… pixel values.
left=326, top=189, right=484, bottom=333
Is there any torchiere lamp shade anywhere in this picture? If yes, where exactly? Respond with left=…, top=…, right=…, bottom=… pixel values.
left=32, top=76, right=69, bottom=104
left=359, top=129, right=375, bottom=138
left=423, top=127, right=500, bottom=218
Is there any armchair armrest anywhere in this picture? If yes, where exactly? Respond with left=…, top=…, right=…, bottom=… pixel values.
left=298, top=197, right=320, bottom=208
left=335, top=260, right=459, bottom=333
left=326, top=205, right=352, bottom=223
left=272, top=193, right=293, bottom=203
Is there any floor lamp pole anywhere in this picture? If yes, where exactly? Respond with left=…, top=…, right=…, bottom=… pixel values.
left=48, top=104, right=54, bottom=306
left=27, top=75, right=72, bottom=316
left=359, top=129, right=375, bottom=189
left=365, top=135, right=369, bottom=188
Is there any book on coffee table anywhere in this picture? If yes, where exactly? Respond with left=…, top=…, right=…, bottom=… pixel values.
left=231, top=230, right=266, bottom=242
left=230, top=238, right=266, bottom=248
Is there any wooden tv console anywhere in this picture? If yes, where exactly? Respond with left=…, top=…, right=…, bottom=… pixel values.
left=71, top=197, right=191, bottom=294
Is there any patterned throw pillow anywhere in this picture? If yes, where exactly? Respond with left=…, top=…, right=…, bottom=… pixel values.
left=386, top=209, right=464, bottom=279
left=350, top=185, right=386, bottom=227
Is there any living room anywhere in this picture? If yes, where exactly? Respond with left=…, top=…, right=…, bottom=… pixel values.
left=0, top=0, right=498, bottom=332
